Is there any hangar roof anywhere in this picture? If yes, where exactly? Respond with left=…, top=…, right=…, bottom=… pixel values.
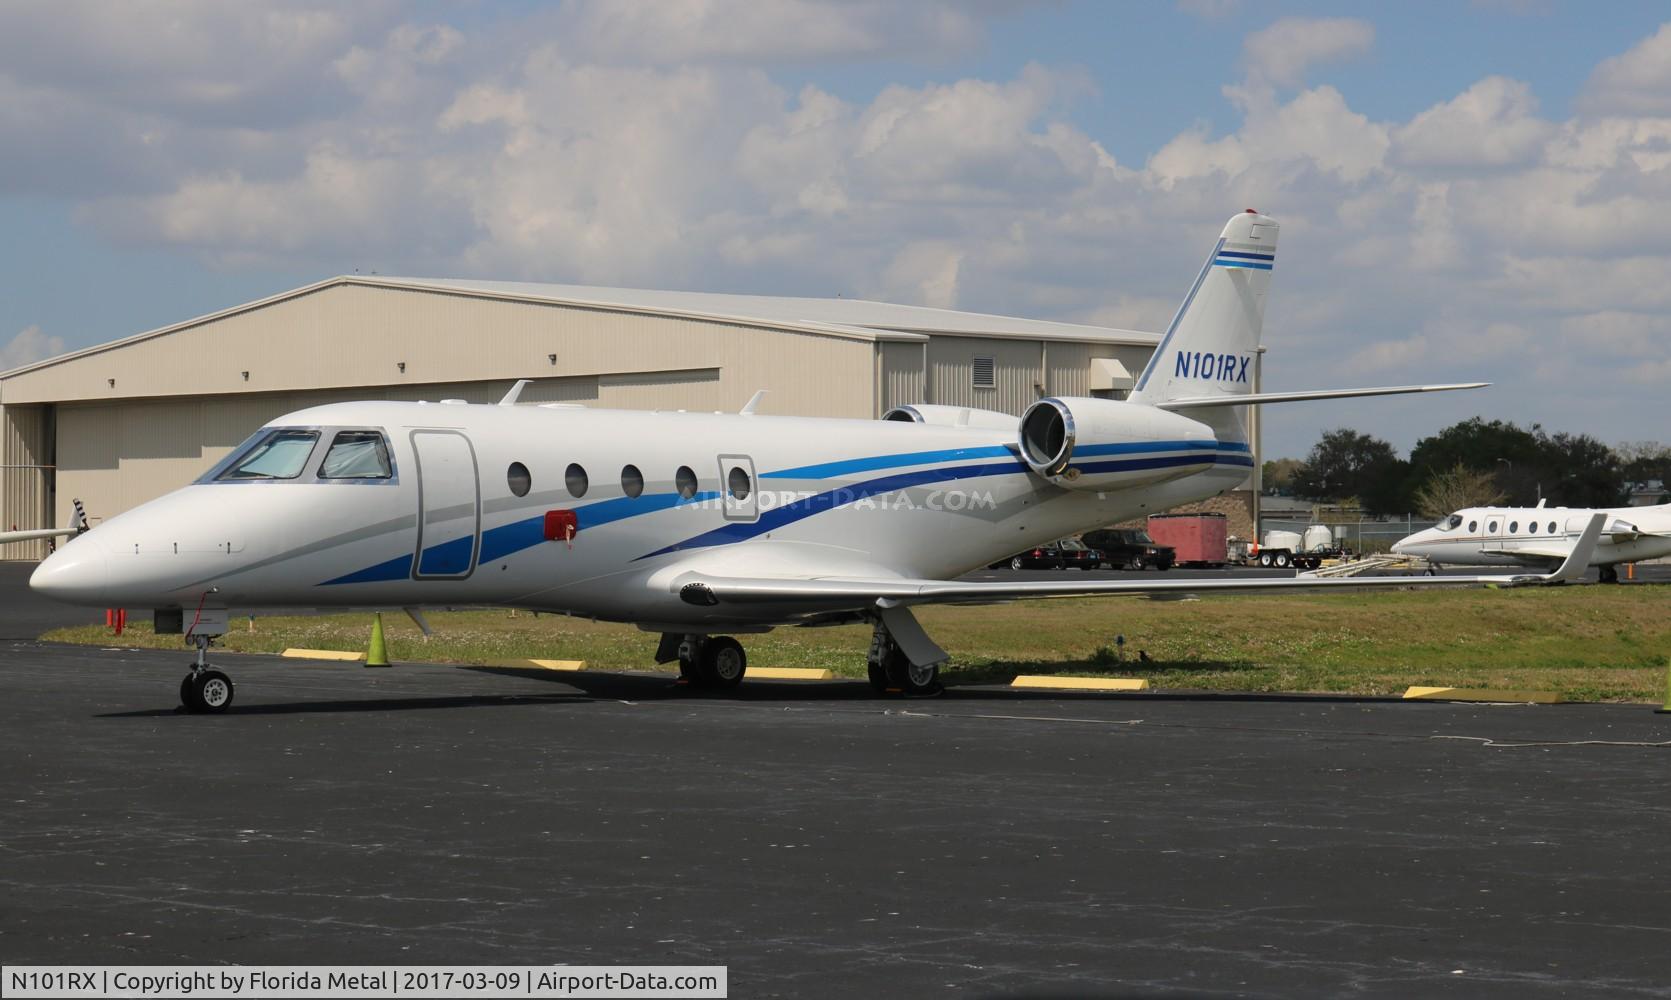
left=0, top=275, right=1158, bottom=381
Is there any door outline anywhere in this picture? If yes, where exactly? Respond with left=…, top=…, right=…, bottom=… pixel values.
left=1482, top=514, right=1504, bottom=552
left=718, top=454, right=759, bottom=523
left=411, top=430, right=481, bottom=579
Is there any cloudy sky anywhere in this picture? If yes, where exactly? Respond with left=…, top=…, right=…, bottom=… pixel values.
left=2, top=1, right=1669, bottom=459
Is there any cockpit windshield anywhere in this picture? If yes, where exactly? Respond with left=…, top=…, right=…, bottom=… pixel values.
left=215, top=429, right=319, bottom=480
left=1438, top=513, right=1463, bottom=530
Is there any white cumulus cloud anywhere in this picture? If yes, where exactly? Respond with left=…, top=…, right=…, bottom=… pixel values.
left=1242, top=17, right=1375, bottom=89
left=0, top=325, right=66, bottom=372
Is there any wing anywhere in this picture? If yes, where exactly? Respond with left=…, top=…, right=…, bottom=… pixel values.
left=674, top=513, right=1605, bottom=609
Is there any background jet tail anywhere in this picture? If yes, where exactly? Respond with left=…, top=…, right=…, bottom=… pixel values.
left=1128, top=211, right=1277, bottom=442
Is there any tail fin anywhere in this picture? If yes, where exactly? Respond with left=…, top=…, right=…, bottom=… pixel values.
left=1128, top=211, right=1278, bottom=436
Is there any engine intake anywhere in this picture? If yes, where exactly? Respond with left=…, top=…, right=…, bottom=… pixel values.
left=1017, top=396, right=1223, bottom=491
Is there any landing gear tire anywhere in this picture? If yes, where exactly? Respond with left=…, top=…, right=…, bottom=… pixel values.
left=1010, top=556, right=1024, bottom=571
left=184, top=669, right=234, bottom=714
left=886, top=655, right=942, bottom=697
left=696, top=636, right=747, bottom=689
left=1599, top=565, right=1620, bottom=584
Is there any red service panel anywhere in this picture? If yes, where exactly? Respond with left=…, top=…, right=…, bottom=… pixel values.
left=543, top=509, right=579, bottom=541
left=1147, top=512, right=1228, bottom=566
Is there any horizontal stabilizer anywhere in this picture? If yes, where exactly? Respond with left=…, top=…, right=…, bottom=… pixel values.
left=1158, top=382, right=1487, bottom=410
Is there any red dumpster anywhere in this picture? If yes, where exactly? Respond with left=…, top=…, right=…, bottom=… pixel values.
left=1146, top=513, right=1228, bottom=568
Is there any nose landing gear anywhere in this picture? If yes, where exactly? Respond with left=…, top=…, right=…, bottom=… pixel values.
left=867, top=618, right=943, bottom=696
left=180, top=634, right=234, bottom=713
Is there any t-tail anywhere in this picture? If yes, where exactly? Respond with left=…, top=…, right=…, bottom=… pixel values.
left=1127, top=210, right=1277, bottom=443
left=1128, top=210, right=1487, bottom=432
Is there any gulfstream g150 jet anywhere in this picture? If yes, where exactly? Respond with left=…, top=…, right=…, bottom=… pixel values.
left=30, top=211, right=1601, bottom=712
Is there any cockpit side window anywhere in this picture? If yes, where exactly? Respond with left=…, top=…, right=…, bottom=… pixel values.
left=319, top=431, right=393, bottom=480
left=214, top=429, right=319, bottom=481
left=1442, top=514, right=1463, bottom=530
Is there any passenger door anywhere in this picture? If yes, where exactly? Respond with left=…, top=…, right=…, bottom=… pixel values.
left=1482, top=513, right=1504, bottom=552
left=411, top=431, right=480, bottom=579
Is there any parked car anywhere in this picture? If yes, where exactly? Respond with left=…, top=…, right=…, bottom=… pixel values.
left=1082, top=528, right=1175, bottom=570
left=994, top=538, right=1107, bottom=571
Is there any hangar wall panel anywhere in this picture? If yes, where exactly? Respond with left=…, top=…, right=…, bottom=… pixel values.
left=878, top=341, right=926, bottom=415
left=926, top=335, right=1043, bottom=413
left=2, top=283, right=876, bottom=419
left=1, top=404, right=50, bottom=560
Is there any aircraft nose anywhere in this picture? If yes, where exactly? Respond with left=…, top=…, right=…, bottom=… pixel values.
left=30, top=538, right=111, bottom=606
left=1390, top=538, right=1407, bottom=554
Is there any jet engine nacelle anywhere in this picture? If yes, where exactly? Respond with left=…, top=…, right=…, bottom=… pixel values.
left=882, top=404, right=1017, bottom=430
left=1017, top=396, right=1220, bottom=491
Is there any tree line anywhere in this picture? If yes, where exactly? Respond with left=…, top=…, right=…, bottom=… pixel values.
left=1263, top=418, right=1671, bottom=518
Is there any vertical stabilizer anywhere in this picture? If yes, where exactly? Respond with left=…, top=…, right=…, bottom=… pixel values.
left=1128, top=211, right=1278, bottom=439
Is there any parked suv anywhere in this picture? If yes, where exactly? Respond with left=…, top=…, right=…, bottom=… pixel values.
left=995, top=538, right=1107, bottom=571
left=1082, top=528, right=1175, bottom=571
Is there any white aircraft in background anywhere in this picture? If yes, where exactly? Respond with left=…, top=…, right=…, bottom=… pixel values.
left=0, top=499, right=88, bottom=546
left=29, top=211, right=1603, bottom=713
left=1393, top=501, right=1670, bottom=583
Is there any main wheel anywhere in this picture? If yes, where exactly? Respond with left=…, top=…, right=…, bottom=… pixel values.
left=886, top=654, right=941, bottom=696
left=698, top=636, right=747, bottom=689
left=180, top=672, right=194, bottom=708
left=1599, top=565, right=1620, bottom=584
left=187, top=670, right=234, bottom=714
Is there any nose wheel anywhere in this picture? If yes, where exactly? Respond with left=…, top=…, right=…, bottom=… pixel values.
left=179, top=635, right=234, bottom=713
left=867, top=626, right=942, bottom=696
left=181, top=669, right=235, bottom=713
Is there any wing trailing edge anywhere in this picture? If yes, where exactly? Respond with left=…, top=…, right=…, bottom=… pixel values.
left=1158, top=382, right=1488, bottom=410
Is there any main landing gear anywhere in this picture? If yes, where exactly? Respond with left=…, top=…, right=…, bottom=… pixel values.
left=671, top=634, right=748, bottom=690
left=1599, top=565, right=1621, bottom=584
left=867, top=621, right=942, bottom=697
left=180, top=635, right=234, bottom=714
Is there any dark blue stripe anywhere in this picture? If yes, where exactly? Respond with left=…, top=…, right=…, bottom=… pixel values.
left=322, top=553, right=412, bottom=585
left=1073, top=439, right=1219, bottom=458
left=1216, top=250, right=1275, bottom=261
left=1070, top=454, right=1213, bottom=476
left=417, top=535, right=475, bottom=576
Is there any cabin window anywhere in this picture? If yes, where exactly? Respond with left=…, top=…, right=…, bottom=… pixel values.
left=1548, top=521, right=1557, bottom=534
left=319, top=431, right=393, bottom=480
left=506, top=462, right=531, bottom=497
left=1468, top=520, right=1478, bottom=532
left=565, top=463, right=589, bottom=498
left=1488, top=521, right=1498, bottom=533
left=728, top=465, right=752, bottom=501
left=675, top=465, right=698, bottom=500
left=972, top=356, right=996, bottom=389
left=1528, top=522, right=1538, bottom=534
left=216, top=429, right=319, bottom=481
left=1509, top=521, right=1519, bottom=533
left=621, top=464, right=644, bottom=499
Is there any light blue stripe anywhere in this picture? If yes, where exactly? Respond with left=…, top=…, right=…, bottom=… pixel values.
left=762, top=445, right=1014, bottom=480
left=1213, top=259, right=1273, bottom=271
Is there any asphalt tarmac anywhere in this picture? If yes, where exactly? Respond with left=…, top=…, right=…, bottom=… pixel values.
left=3, top=564, right=1670, bottom=998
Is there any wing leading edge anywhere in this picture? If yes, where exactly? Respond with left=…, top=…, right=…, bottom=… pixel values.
left=674, top=514, right=1605, bottom=609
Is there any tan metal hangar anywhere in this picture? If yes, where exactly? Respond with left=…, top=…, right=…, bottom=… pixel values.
left=0, top=275, right=1181, bottom=558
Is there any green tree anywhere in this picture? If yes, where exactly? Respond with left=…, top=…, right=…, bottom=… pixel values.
left=1412, top=463, right=1506, bottom=521
left=1405, top=417, right=1624, bottom=508
left=1293, top=429, right=1410, bottom=514
left=1260, top=457, right=1303, bottom=494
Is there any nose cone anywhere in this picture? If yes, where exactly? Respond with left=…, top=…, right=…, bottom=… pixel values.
left=31, top=537, right=111, bottom=606
left=1391, top=538, right=1408, bottom=555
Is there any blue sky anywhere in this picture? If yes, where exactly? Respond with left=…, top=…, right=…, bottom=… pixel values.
left=3, top=1, right=1670, bottom=461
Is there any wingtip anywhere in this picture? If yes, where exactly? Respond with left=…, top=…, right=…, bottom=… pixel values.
left=1550, top=512, right=1606, bottom=583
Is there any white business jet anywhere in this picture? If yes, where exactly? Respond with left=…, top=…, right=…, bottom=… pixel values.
left=1393, top=501, right=1671, bottom=583
left=30, top=211, right=1602, bottom=712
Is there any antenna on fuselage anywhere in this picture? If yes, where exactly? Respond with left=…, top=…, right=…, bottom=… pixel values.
left=498, top=379, right=532, bottom=406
